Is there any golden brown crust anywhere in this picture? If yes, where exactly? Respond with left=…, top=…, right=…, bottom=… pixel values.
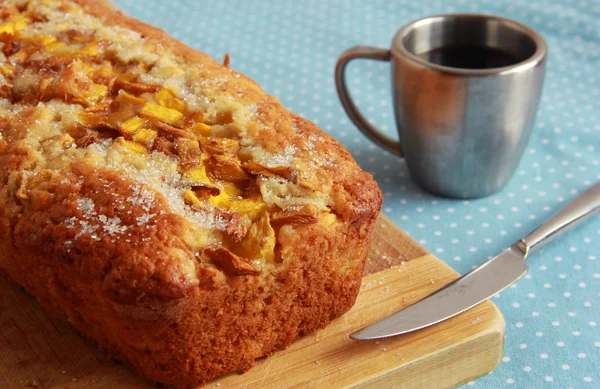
left=0, top=1, right=383, bottom=387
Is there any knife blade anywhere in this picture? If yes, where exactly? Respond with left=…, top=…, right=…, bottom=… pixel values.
left=350, top=245, right=527, bottom=340
left=351, top=181, right=600, bottom=340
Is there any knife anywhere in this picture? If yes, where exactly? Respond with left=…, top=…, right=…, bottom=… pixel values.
left=351, top=181, right=600, bottom=340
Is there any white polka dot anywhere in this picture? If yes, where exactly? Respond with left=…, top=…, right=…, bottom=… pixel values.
left=557, top=341, right=565, bottom=347
left=536, top=331, right=543, bottom=337
left=589, top=321, right=597, bottom=327
left=545, top=376, right=553, bottom=382
left=562, top=364, right=570, bottom=370
left=540, top=353, right=548, bottom=359
left=552, top=321, right=560, bottom=326
left=523, top=366, right=531, bottom=372
left=515, top=322, right=524, bottom=328
left=584, top=377, right=593, bottom=383
left=573, top=331, right=581, bottom=336
left=520, top=343, right=527, bottom=349
left=578, top=353, right=586, bottom=358
left=506, top=378, right=515, bottom=384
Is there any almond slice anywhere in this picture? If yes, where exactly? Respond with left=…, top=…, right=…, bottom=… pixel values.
left=242, top=162, right=293, bottom=180
left=191, top=186, right=220, bottom=197
left=112, top=78, right=160, bottom=96
left=205, top=155, right=249, bottom=182
left=203, top=247, right=260, bottom=276
left=271, top=204, right=319, bottom=225
left=155, top=121, right=195, bottom=140
left=174, top=137, right=201, bottom=170
left=200, top=137, right=239, bottom=156
left=214, top=209, right=249, bottom=242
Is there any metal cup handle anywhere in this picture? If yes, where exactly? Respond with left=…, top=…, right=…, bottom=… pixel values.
left=335, top=46, right=403, bottom=157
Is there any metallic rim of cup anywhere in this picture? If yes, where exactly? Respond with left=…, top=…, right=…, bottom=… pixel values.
left=392, top=13, right=548, bottom=76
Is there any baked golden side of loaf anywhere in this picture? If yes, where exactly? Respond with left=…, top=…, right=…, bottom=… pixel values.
left=0, top=0, right=382, bottom=387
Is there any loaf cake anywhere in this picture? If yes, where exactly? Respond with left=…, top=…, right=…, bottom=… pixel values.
left=0, top=0, right=382, bottom=387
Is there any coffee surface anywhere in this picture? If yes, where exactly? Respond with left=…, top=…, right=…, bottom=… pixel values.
left=417, top=46, right=522, bottom=69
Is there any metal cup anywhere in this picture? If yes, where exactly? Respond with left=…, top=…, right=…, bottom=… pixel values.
left=335, top=14, right=547, bottom=198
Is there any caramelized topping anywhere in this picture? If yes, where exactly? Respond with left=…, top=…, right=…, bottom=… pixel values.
left=0, top=2, right=330, bottom=277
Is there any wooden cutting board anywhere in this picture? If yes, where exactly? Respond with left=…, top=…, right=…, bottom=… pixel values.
left=0, top=215, right=504, bottom=389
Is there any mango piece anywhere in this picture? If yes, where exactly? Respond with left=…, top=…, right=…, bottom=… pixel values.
left=319, top=211, right=337, bottom=227
left=235, top=213, right=276, bottom=262
left=0, top=15, right=30, bottom=34
left=83, top=83, right=108, bottom=103
left=219, top=181, right=242, bottom=198
left=116, top=91, right=146, bottom=106
left=183, top=189, right=202, bottom=208
left=184, top=165, right=211, bottom=184
left=80, top=42, right=100, bottom=56
left=192, top=122, right=212, bottom=137
left=37, top=35, right=57, bottom=46
left=117, top=138, right=146, bottom=154
left=132, top=128, right=157, bottom=146
left=45, top=41, right=67, bottom=52
left=139, top=102, right=183, bottom=124
left=155, top=88, right=185, bottom=113
left=209, top=190, right=231, bottom=208
left=94, top=63, right=115, bottom=80
left=0, top=65, right=14, bottom=77
left=229, top=198, right=266, bottom=221
left=119, top=116, right=145, bottom=135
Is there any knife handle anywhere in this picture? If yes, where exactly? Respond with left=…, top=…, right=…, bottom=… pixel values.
left=520, top=182, right=600, bottom=256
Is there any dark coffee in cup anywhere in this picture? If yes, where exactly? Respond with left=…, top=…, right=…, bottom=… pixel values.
left=417, top=46, right=523, bottom=69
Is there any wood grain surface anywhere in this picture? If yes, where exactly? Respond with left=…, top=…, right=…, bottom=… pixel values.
left=0, top=215, right=504, bottom=389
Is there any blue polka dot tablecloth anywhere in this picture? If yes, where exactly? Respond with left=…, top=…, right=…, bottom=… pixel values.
left=114, top=0, right=599, bottom=387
